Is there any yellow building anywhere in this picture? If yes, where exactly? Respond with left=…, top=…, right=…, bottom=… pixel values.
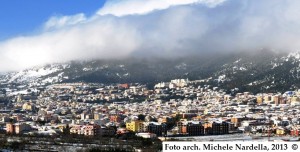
left=126, top=120, right=144, bottom=132
left=204, top=109, right=209, bottom=115
left=290, top=96, right=300, bottom=105
left=264, top=95, right=271, bottom=102
left=256, top=96, right=263, bottom=104
left=57, top=124, right=67, bottom=132
left=22, top=102, right=34, bottom=111
left=94, top=113, right=101, bottom=120
left=276, top=128, right=285, bottom=135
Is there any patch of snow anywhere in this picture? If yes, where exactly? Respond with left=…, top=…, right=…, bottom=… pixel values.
left=42, top=76, right=59, bottom=83
left=26, top=67, right=59, bottom=77
left=8, top=65, right=62, bottom=83
left=100, top=65, right=109, bottom=69
left=83, top=67, right=93, bottom=71
left=234, top=59, right=241, bottom=63
left=175, top=63, right=187, bottom=70
left=239, top=67, right=247, bottom=71
left=218, top=75, right=226, bottom=82
left=288, top=51, right=300, bottom=59
left=9, top=90, right=30, bottom=96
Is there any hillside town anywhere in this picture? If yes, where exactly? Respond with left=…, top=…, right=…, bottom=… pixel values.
left=0, top=78, right=300, bottom=141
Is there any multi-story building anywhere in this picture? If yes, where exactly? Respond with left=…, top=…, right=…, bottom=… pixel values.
left=15, top=123, right=31, bottom=134
left=147, top=122, right=167, bottom=136
left=126, top=120, right=144, bottom=132
left=231, top=117, right=244, bottom=127
left=110, top=115, right=121, bottom=123
left=185, top=122, right=204, bottom=136
left=6, top=122, right=14, bottom=134
left=70, top=124, right=102, bottom=136
left=204, top=121, right=230, bottom=135
left=178, top=121, right=204, bottom=136
left=6, top=122, right=31, bottom=134
left=82, top=125, right=101, bottom=136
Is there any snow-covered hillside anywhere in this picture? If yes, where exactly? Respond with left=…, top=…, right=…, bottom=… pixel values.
left=2, top=63, right=70, bottom=86
left=1, top=50, right=300, bottom=93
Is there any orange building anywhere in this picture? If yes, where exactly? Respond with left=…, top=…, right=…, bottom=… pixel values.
left=119, top=84, right=129, bottom=89
left=110, top=115, right=121, bottom=122
left=231, top=117, right=244, bottom=127
left=6, top=122, right=31, bottom=134
left=177, top=121, right=204, bottom=136
left=6, top=122, right=14, bottom=134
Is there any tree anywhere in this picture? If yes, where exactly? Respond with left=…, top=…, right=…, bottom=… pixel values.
left=63, top=124, right=70, bottom=135
left=0, top=89, right=6, bottom=95
left=137, top=114, right=145, bottom=121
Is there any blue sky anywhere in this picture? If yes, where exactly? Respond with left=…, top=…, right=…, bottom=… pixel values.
left=0, top=0, right=106, bottom=40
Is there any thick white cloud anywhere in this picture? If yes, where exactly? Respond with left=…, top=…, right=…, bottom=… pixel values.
left=97, top=0, right=226, bottom=16
left=1, top=0, right=300, bottom=71
left=0, top=18, right=140, bottom=71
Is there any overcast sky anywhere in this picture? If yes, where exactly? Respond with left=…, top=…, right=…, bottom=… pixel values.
left=1, top=0, right=300, bottom=72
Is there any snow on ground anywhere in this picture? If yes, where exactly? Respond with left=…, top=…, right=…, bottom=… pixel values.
left=7, top=64, right=64, bottom=83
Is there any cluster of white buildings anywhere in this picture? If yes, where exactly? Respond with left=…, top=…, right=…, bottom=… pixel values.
left=0, top=79, right=300, bottom=138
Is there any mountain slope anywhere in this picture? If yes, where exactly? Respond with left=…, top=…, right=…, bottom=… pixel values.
left=1, top=50, right=300, bottom=93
